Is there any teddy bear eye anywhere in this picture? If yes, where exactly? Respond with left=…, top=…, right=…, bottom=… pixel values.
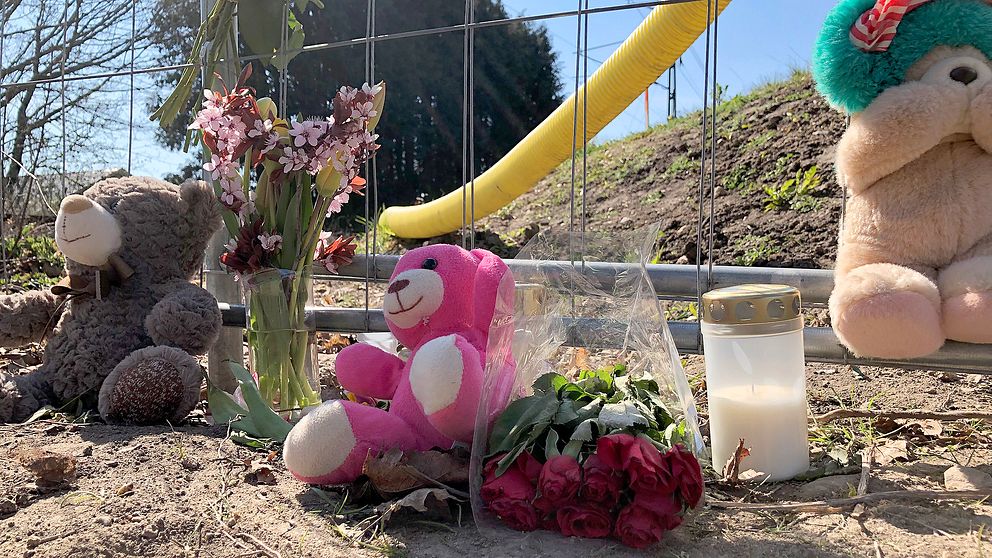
left=421, top=258, right=438, bottom=270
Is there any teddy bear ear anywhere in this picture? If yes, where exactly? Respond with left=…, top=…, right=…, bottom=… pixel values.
left=179, top=179, right=222, bottom=238
left=470, top=249, right=514, bottom=332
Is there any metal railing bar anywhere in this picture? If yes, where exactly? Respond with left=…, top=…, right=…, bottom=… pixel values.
left=328, top=255, right=836, bottom=303
left=217, top=304, right=992, bottom=373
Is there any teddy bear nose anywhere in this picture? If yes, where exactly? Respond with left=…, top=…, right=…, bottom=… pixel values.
left=388, top=279, right=410, bottom=294
left=60, top=195, right=93, bottom=214
left=950, top=66, right=979, bottom=85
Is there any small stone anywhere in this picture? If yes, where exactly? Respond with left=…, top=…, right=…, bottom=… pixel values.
left=619, top=216, right=634, bottom=227
left=0, top=498, right=17, bottom=517
left=675, top=255, right=690, bottom=265
left=797, top=474, right=861, bottom=501
left=16, top=448, right=77, bottom=487
left=116, top=483, right=134, bottom=496
left=939, top=371, right=962, bottom=383
left=141, top=528, right=156, bottom=539
left=944, top=465, right=992, bottom=491
left=965, top=374, right=984, bottom=384
left=95, top=515, right=112, bottom=527
left=41, top=442, right=93, bottom=458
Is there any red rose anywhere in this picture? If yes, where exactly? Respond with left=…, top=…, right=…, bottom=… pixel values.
left=581, top=454, right=622, bottom=508
left=482, top=452, right=544, bottom=532
left=664, top=445, right=704, bottom=507
left=481, top=465, right=535, bottom=504
left=596, top=434, right=675, bottom=496
left=556, top=504, right=613, bottom=539
left=539, top=512, right=560, bottom=532
left=613, top=494, right=682, bottom=549
left=537, top=455, right=582, bottom=506
left=482, top=454, right=539, bottom=505
left=489, top=498, right=539, bottom=532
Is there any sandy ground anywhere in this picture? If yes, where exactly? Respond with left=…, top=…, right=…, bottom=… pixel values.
left=2, top=357, right=992, bottom=558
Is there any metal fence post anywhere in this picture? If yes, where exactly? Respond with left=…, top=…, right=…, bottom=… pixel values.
left=201, top=0, right=242, bottom=392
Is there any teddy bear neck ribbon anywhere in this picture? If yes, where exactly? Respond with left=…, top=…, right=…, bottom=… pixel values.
left=51, top=253, right=134, bottom=301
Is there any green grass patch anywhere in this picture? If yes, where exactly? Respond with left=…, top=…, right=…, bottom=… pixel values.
left=733, top=234, right=780, bottom=266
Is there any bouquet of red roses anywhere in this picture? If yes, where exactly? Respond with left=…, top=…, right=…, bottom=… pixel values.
left=480, top=365, right=703, bottom=549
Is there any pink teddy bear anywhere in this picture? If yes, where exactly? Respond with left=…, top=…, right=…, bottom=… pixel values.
left=283, top=244, right=515, bottom=485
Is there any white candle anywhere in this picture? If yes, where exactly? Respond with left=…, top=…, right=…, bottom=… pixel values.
left=709, top=384, right=809, bottom=481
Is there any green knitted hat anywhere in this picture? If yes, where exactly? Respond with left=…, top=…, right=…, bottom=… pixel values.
left=812, top=0, right=992, bottom=114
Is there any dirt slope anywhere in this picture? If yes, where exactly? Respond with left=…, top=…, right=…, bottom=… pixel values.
left=445, top=72, right=847, bottom=269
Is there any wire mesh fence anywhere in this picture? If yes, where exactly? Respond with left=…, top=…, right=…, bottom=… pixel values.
left=1, top=0, right=989, bottom=373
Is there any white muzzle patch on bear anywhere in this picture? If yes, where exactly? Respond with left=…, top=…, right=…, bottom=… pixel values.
left=55, top=194, right=122, bottom=267
left=383, top=268, right=444, bottom=329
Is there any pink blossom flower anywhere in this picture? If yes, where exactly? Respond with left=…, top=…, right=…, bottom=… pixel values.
left=257, top=232, right=283, bottom=252
left=261, top=131, right=280, bottom=154
left=362, top=82, right=382, bottom=97
left=219, top=179, right=246, bottom=207
left=204, top=154, right=239, bottom=181
left=189, top=106, right=224, bottom=131
left=351, top=101, right=376, bottom=121
left=238, top=191, right=256, bottom=220
left=248, top=118, right=273, bottom=138
left=202, top=89, right=223, bottom=110
left=279, top=148, right=300, bottom=174
left=290, top=120, right=323, bottom=148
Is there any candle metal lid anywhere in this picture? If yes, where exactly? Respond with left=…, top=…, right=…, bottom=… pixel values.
left=701, top=284, right=801, bottom=325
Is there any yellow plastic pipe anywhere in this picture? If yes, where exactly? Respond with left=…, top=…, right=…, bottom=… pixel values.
left=379, top=0, right=733, bottom=239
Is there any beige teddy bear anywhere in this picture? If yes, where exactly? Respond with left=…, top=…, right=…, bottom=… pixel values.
left=814, top=0, right=992, bottom=358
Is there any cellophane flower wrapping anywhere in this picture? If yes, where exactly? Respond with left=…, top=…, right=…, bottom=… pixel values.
left=469, top=224, right=704, bottom=547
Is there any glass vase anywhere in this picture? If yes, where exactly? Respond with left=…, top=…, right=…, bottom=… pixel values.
left=242, top=267, right=321, bottom=417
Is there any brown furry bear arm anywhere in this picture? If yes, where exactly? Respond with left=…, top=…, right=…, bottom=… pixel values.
left=144, top=280, right=222, bottom=356
left=0, top=290, right=64, bottom=348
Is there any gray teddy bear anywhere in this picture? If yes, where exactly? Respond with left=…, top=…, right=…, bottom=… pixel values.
left=0, top=176, right=223, bottom=424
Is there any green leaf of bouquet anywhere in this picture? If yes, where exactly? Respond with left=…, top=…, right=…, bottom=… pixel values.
left=488, top=394, right=559, bottom=455
left=571, top=418, right=599, bottom=442
left=532, top=373, right=568, bottom=396
left=229, top=362, right=292, bottom=442
left=237, top=0, right=286, bottom=66
left=599, top=401, right=651, bottom=430
left=561, top=439, right=583, bottom=459
left=554, top=399, right=580, bottom=425
left=545, top=429, right=561, bottom=458
left=495, top=442, right=528, bottom=477
left=282, top=187, right=303, bottom=264
left=576, top=368, right=614, bottom=395
left=207, top=376, right=258, bottom=435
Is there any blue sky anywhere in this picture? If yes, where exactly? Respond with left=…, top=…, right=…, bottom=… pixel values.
left=134, top=0, right=839, bottom=179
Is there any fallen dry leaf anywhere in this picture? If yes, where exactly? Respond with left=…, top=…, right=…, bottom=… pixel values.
left=722, top=438, right=751, bottom=483
left=875, top=439, right=911, bottom=466
left=245, top=459, right=277, bottom=485
left=568, top=348, right=591, bottom=373
left=16, top=447, right=76, bottom=487
left=363, top=448, right=469, bottom=496
left=375, top=488, right=460, bottom=524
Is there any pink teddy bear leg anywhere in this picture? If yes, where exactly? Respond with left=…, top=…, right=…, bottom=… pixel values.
left=407, top=334, right=484, bottom=443
left=283, top=399, right=417, bottom=485
left=830, top=262, right=944, bottom=359
left=940, top=254, right=992, bottom=344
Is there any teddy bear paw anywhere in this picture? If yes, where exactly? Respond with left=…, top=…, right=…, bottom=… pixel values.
left=942, top=291, right=992, bottom=343
left=834, top=291, right=944, bottom=359
left=98, top=346, right=203, bottom=425
left=284, top=400, right=358, bottom=485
